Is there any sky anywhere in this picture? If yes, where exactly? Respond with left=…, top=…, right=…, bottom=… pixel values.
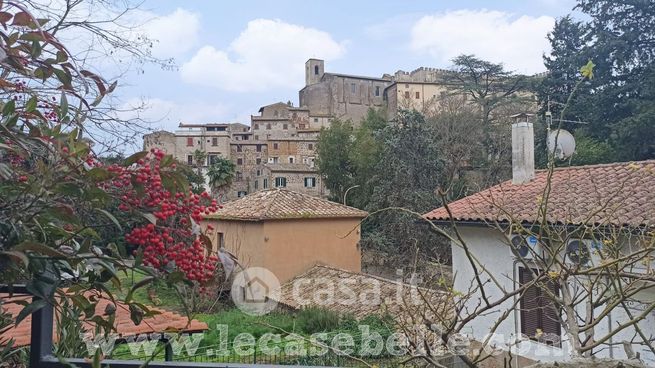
left=107, top=0, right=579, bottom=140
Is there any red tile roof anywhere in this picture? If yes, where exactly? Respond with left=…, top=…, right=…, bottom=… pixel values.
left=277, top=265, right=447, bottom=320
left=0, top=291, right=207, bottom=347
left=207, top=188, right=368, bottom=221
left=423, top=160, right=655, bottom=228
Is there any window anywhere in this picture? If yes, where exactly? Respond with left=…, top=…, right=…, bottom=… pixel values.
left=237, top=158, right=243, bottom=165
left=283, top=124, right=288, bottom=130
left=256, top=158, right=262, bottom=165
left=275, top=177, right=287, bottom=187
left=254, top=124, right=259, bottom=130
left=273, top=110, right=279, bottom=117
left=254, top=180, right=259, bottom=190
left=299, top=124, right=306, bottom=129
left=269, top=157, right=279, bottom=164
left=217, top=232, right=224, bottom=248
left=313, top=118, right=318, bottom=123
left=375, top=86, right=380, bottom=96
left=519, top=267, right=561, bottom=346
left=212, top=137, right=218, bottom=146
left=263, top=178, right=268, bottom=189
left=308, top=143, right=314, bottom=150
left=236, top=145, right=242, bottom=152
left=304, top=177, right=316, bottom=188
left=351, top=83, right=356, bottom=93
left=273, top=143, right=279, bottom=150
left=314, top=65, right=319, bottom=75
left=416, top=92, right=420, bottom=99
left=288, top=157, right=294, bottom=164
left=256, top=145, right=262, bottom=152
left=266, top=124, right=271, bottom=130
left=237, top=191, right=247, bottom=198
left=404, top=91, right=410, bottom=99
left=208, top=154, right=219, bottom=165
left=236, top=171, right=243, bottom=181
left=255, top=135, right=259, bottom=140
left=256, top=169, right=261, bottom=176
left=186, top=137, right=193, bottom=147
left=187, top=155, right=193, bottom=165
left=405, top=83, right=409, bottom=88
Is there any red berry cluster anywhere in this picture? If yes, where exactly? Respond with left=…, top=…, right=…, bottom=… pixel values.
left=105, top=149, right=221, bottom=283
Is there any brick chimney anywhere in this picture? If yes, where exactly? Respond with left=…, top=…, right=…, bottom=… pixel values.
left=511, top=113, right=535, bottom=185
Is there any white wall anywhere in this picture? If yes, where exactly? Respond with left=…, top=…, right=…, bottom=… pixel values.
left=451, top=226, right=655, bottom=365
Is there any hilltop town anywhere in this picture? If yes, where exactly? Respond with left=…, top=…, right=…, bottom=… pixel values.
left=143, top=59, right=538, bottom=201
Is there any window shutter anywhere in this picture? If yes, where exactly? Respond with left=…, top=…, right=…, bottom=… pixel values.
left=519, top=267, right=561, bottom=346
left=519, top=268, right=540, bottom=338
left=540, top=278, right=561, bottom=345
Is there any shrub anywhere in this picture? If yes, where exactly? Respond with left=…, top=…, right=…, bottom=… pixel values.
left=296, top=306, right=340, bottom=334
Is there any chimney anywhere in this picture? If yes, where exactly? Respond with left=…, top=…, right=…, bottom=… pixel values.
left=511, top=113, right=535, bottom=184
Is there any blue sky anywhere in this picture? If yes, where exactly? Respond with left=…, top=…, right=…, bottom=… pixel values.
left=112, top=0, right=578, bottom=138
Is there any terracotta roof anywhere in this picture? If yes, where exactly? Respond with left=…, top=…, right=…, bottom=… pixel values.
left=277, top=265, right=447, bottom=320
left=0, top=291, right=207, bottom=347
left=424, top=160, right=655, bottom=228
left=207, top=189, right=367, bottom=221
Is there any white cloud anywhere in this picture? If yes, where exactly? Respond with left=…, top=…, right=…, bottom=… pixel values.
left=180, top=19, right=346, bottom=92
left=409, top=10, right=555, bottom=74
left=141, top=8, right=200, bottom=58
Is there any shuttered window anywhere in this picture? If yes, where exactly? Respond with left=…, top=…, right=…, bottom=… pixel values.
left=518, top=267, right=561, bottom=346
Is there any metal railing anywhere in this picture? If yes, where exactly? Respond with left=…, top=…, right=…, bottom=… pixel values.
left=1, top=285, right=341, bottom=368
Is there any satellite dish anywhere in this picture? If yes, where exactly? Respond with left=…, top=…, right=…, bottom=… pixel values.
left=547, top=129, right=576, bottom=160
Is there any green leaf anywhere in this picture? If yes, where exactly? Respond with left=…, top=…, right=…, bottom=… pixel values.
left=53, top=68, right=72, bottom=88
left=25, top=96, right=37, bottom=112
left=2, top=100, right=15, bottom=116
left=128, top=303, right=144, bottom=325
left=58, top=91, right=68, bottom=118
left=142, top=213, right=157, bottom=225
left=125, top=276, right=154, bottom=302
left=15, top=299, right=46, bottom=326
left=86, top=167, right=112, bottom=181
left=123, top=151, right=147, bottom=166
left=14, top=241, right=67, bottom=258
left=96, top=209, right=122, bottom=231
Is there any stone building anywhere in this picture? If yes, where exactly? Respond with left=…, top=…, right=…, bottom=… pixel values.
left=299, top=59, right=391, bottom=124
left=143, top=101, right=325, bottom=201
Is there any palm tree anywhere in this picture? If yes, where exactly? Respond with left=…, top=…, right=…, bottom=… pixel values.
left=206, top=157, right=236, bottom=201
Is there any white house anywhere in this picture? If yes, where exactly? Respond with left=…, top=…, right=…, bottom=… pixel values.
left=423, top=121, right=655, bottom=366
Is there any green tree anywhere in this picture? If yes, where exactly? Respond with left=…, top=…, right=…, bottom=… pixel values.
left=206, top=157, right=236, bottom=200
left=346, top=109, right=388, bottom=208
left=442, top=54, right=530, bottom=126
left=315, top=119, right=356, bottom=202
left=542, top=0, right=655, bottom=161
left=363, top=110, right=448, bottom=261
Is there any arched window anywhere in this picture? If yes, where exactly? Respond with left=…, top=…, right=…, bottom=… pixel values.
left=314, top=65, right=319, bottom=75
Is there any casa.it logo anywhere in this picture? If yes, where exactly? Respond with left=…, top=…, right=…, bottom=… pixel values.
left=231, top=267, right=281, bottom=316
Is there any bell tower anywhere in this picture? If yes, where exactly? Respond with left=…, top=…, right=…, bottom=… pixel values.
left=305, top=59, right=324, bottom=86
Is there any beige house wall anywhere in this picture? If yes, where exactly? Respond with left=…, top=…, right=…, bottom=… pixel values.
left=208, top=220, right=265, bottom=270
left=205, top=217, right=362, bottom=283
left=262, top=218, right=361, bottom=283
